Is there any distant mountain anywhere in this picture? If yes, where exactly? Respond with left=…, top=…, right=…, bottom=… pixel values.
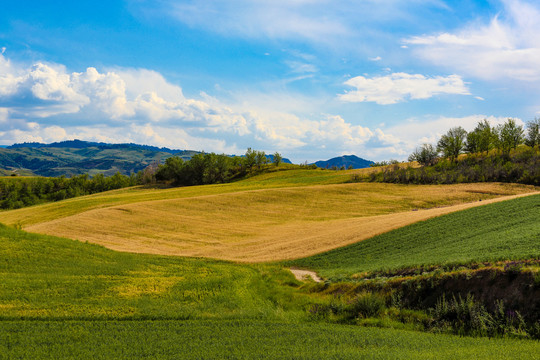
left=0, top=140, right=292, bottom=177
left=313, top=155, right=374, bottom=169
left=1, top=140, right=198, bottom=177
left=8, top=140, right=190, bottom=154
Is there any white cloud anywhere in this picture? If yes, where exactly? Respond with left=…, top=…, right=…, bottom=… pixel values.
left=42, top=125, right=68, bottom=142
left=0, top=54, right=395, bottom=160
left=385, top=115, right=521, bottom=150
left=405, top=0, right=540, bottom=81
left=3, top=54, right=503, bottom=163
left=285, top=61, right=318, bottom=74
left=339, top=73, right=470, bottom=104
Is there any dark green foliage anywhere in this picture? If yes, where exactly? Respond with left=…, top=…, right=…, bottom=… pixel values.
left=431, top=295, right=529, bottom=338
left=155, top=152, right=236, bottom=186
left=495, top=119, right=524, bottom=157
left=289, top=194, right=540, bottom=277
left=465, top=119, right=496, bottom=154
left=408, top=144, right=439, bottom=166
left=437, top=127, right=467, bottom=163
left=0, top=173, right=139, bottom=210
left=154, top=148, right=275, bottom=186
left=525, top=118, right=540, bottom=148
left=272, top=152, right=283, bottom=167
left=370, top=148, right=540, bottom=185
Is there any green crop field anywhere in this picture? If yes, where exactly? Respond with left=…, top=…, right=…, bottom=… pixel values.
left=290, top=194, right=540, bottom=279
left=2, top=320, right=539, bottom=359
left=2, top=169, right=540, bottom=358
left=0, top=223, right=309, bottom=320
left=2, top=223, right=540, bottom=359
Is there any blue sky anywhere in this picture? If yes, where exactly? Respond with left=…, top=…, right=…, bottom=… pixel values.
left=1, top=0, right=539, bottom=162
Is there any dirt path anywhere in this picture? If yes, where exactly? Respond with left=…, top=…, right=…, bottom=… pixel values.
left=290, top=268, right=322, bottom=282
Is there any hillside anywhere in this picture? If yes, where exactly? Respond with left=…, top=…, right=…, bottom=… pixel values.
left=2, top=223, right=539, bottom=358
left=314, top=155, right=374, bottom=169
left=2, top=167, right=536, bottom=262
left=0, top=140, right=292, bottom=177
left=0, top=143, right=186, bottom=177
left=2, top=167, right=540, bottom=355
left=290, top=193, right=540, bottom=277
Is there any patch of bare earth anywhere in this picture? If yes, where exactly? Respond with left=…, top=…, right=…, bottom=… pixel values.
left=290, top=268, right=322, bottom=282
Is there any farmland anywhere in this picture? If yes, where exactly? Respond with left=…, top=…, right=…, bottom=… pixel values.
left=290, top=193, right=540, bottom=279
left=1, top=168, right=540, bottom=358
left=2, top=215, right=540, bottom=358
left=1, top=168, right=536, bottom=261
left=3, top=320, right=540, bottom=359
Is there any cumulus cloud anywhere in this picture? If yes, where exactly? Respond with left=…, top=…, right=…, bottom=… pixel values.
left=405, top=0, right=540, bottom=81
left=0, top=54, right=404, bottom=161
left=385, top=115, right=521, bottom=149
left=339, top=73, right=470, bottom=104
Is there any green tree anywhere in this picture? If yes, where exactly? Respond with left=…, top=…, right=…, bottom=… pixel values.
left=495, top=118, right=524, bottom=156
left=203, top=153, right=232, bottom=184
left=255, top=150, right=268, bottom=169
left=272, top=152, right=283, bottom=167
left=477, top=119, right=496, bottom=154
left=244, top=148, right=257, bottom=171
left=408, top=143, right=439, bottom=166
left=525, top=118, right=540, bottom=148
left=156, top=157, right=185, bottom=184
left=465, top=120, right=495, bottom=154
left=437, top=127, right=467, bottom=162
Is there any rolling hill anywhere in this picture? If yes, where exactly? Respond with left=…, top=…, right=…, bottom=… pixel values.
left=2, top=167, right=540, bottom=357
left=0, top=140, right=293, bottom=177
left=2, top=167, right=536, bottom=262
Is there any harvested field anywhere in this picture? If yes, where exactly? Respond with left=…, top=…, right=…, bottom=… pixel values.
left=22, top=181, right=538, bottom=262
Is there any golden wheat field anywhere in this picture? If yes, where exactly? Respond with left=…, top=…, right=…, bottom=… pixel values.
left=4, top=169, right=536, bottom=262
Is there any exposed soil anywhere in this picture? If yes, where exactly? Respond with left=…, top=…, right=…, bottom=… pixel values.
left=290, top=268, right=322, bottom=282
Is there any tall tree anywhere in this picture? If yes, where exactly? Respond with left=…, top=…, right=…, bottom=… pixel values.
left=437, top=127, right=467, bottom=162
left=244, top=148, right=257, bottom=171
left=272, top=152, right=283, bottom=167
left=495, top=118, right=524, bottom=156
left=525, top=118, right=540, bottom=148
left=255, top=150, right=268, bottom=169
left=408, top=143, right=439, bottom=166
left=465, top=119, right=495, bottom=154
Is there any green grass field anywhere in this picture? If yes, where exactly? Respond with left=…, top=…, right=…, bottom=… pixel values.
left=2, top=169, right=540, bottom=358
left=0, top=223, right=308, bottom=320
left=2, top=223, right=540, bottom=359
left=2, top=320, right=539, bottom=359
left=290, top=194, right=540, bottom=279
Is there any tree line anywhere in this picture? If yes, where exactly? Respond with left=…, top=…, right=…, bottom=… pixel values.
left=369, top=118, right=540, bottom=185
left=150, top=148, right=283, bottom=186
left=0, top=173, right=139, bottom=210
left=409, top=118, right=540, bottom=165
left=1, top=148, right=284, bottom=210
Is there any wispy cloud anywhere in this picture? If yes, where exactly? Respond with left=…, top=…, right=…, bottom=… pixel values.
left=405, top=0, right=540, bottom=81
left=339, top=73, right=470, bottom=104
left=131, top=0, right=451, bottom=48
